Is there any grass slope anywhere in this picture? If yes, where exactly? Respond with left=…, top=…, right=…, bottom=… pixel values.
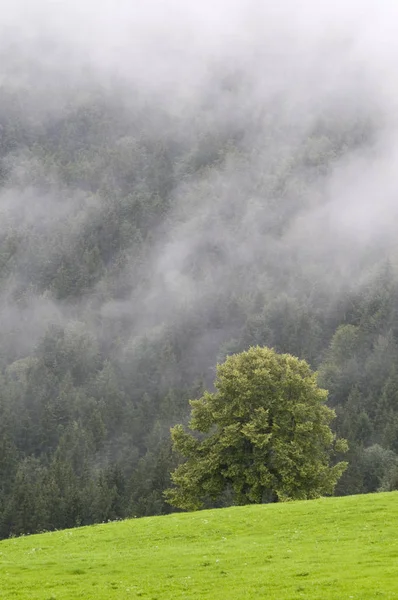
left=1, top=492, right=398, bottom=599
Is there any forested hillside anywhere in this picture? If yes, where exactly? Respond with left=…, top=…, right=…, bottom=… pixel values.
left=1, top=1, right=398, bottom=538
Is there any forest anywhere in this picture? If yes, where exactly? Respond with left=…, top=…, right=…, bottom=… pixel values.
left=1, top=1, right=398, bottom=539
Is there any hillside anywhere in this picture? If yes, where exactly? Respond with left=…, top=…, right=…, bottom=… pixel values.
left=2, top=2, right=398, bottom=536
left=1, top=492, right=398, bottom=599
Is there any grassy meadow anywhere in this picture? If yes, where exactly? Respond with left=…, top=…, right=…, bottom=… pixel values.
left=1, top=492, right=398, bottom=599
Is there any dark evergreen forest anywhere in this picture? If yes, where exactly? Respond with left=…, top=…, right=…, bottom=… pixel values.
left=1, top=3, right=398, bottom=538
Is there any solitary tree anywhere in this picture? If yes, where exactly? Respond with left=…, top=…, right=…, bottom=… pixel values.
left=165, top=346, right=347, bottom=510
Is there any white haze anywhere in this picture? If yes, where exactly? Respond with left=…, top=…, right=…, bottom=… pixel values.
left=1, top=0, right=398, bottom=365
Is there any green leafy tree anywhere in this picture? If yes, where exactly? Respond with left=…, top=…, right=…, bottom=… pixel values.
left=165, top=346, right=347, bottom=510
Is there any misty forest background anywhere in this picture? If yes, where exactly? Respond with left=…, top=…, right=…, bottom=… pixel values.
left=2, top=15, right=398, bottom=538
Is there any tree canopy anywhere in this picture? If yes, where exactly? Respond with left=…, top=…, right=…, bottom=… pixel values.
left=165, top=347, right=348, bottom=510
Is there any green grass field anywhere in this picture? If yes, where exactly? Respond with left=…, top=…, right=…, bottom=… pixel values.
left=1, top=492, right=398, bottom=599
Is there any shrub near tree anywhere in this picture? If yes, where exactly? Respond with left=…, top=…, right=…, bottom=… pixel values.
left=165, top=346, right=348, bottom=510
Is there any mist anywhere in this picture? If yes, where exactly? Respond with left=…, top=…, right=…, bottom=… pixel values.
left=3, top=0, right=398, bottom=535
left=1, top=0, right=398, bottom=368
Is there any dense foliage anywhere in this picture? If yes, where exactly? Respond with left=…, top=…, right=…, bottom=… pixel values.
left=0, top=64, right=398, bottom=538
left=166, top=347, right=347, bottom=510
